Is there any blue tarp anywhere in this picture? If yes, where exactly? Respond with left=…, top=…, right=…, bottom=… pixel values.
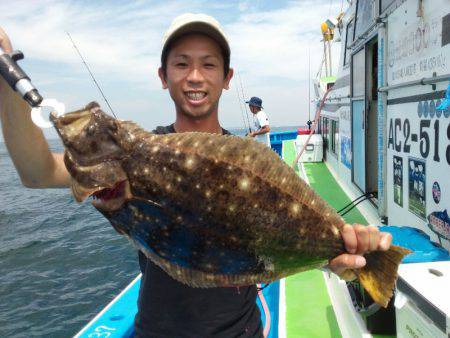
left=379, top=226, right=450, bottom=263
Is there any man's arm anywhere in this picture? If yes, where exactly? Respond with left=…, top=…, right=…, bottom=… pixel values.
left=0, top=27, right=70, bottom=188
left=249, top=125, right=270, bottom=137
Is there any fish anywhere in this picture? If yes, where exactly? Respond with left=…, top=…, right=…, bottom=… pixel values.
left=50, top=102, right=410, bottom=307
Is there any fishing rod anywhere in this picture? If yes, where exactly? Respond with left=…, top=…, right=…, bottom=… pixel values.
left=234, top=79, right=250, bottom=133
left=0, top=49, right=65, bottom=128
left=66, top=32, right=117, bottom=119
left=237, top=71, right=252, bottom=134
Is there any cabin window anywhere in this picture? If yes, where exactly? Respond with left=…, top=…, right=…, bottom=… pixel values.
left=331, top=120, right=339, bottom=155
left=344, top=19, right=354, bottom=66
left=355, top=0, right=375, bottom=37
left=321, top=117, right=329, bottom=152
left=380, top=0, right=396, bottom=13
left=352, top=48, right=365, bottom=97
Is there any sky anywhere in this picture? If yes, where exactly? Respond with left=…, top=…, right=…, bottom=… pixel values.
left=0, top=0, right=346, bottom=138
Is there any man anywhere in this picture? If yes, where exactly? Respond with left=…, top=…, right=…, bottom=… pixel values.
left=246, top=96, right=270, bottom=147
left=0, top=14, right=392, bottom=338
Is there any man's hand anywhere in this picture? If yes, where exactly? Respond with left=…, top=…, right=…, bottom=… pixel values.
left=248, top=131, right=255, bottom=137
left=0, top=26, right=71, bottom=189
left=0, top=27, right=13, bottom=52
left=327, top=224, right=392, bottom=280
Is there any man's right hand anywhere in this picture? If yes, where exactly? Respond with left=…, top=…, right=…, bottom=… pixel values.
left=0, top=26, right=13, bottom=53
left=0, top=26, right=71, bottom=189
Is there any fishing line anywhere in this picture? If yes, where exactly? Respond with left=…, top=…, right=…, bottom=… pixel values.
left=237, top=71, right=252, bottom=133
left=234, top=79, right=250, bottom=133
left=66, top=32, right=117, bottom=119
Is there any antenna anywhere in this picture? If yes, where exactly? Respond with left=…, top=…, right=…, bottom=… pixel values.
left=66, top=32, right=117, bottom=118
left=307, top=47, right=313, bottom=131
left=308, top=47, right=311, bottom=122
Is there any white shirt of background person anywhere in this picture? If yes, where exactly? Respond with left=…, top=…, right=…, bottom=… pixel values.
left=254, top=110, right=270, bottom=146
left=246, top=96, right=270, bottom=147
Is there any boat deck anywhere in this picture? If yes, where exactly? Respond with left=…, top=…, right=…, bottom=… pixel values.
left=283, top=140, right=364, bottom=338
left=76, top=139, right=389, bottom=338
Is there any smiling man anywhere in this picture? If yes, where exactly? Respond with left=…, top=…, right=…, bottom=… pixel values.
left=0, top=13, right=392, bottom=338
left=128, top=14, right=269, bottom=338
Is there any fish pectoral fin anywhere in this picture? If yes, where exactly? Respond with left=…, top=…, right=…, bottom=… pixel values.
left=356, top=245, right=411, bottom=308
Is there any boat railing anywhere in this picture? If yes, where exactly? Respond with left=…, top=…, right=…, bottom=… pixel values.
left=378, top=73, right=450, bottom=92
left=269, top=130, right=298, bottom=157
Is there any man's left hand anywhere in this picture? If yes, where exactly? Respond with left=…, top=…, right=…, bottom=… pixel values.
left=327, top=224, right=392, bottom=280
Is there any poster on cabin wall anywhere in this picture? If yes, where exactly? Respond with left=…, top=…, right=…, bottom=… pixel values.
left=339, top=107, right=352, bottom=169
left=340, top=136, right=352, bottom=169
left=427, top=210, right=450, bottom=245
left=393, top=156, right=403, bottom=206
left=408, top=157, right=426, bottom=220
left=428, top=181, right=449, bottom=245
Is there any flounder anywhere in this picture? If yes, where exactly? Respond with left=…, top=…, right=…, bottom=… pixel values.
left=51, top=102, right=410, bottom=307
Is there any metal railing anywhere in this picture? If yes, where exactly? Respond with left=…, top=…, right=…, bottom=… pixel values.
left=378, top=73, right=450, bottom=92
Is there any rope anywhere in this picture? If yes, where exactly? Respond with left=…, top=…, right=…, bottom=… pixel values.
left=291, top=86, right=332, bottom=168
left=257, top=283, right=271, bottom=338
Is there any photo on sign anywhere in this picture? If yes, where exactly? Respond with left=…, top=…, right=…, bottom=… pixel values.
left=393, top=156, right=403, bottom=207
left=340, top=135, right=352, bottom=169
left=427, top=210, right=450, bottom=244
left=432, top=181, right=441, bottom=204
left=408, top=157, right=426, bottom=219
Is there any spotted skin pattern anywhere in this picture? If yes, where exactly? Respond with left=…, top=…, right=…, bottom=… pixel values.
left=52, top=103, right=347, bottom=287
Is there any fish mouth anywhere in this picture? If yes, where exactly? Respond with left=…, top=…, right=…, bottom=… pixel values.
left=90, top=180, right=131, bottom=211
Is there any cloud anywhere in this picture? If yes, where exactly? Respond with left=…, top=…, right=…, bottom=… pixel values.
left=0, top=0, right=345, bottom=134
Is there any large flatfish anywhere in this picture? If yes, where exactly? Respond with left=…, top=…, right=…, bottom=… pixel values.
left=51, top=102, right=410, bottom=307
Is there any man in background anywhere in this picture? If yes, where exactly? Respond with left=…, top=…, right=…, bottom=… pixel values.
left=246, top=96, right=270, bottom=147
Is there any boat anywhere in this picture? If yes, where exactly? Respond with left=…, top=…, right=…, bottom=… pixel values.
left=75, top=0, right=450, bottom=336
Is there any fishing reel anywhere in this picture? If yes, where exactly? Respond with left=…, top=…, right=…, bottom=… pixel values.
left=0, top=49, right=65, bottom=128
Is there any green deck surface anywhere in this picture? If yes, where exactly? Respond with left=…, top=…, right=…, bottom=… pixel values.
left=282, top=140, right=370, bottom=338
left=282, top=140, right=394, bottom=338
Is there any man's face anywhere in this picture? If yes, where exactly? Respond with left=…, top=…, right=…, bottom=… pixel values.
left=249, top=105, right=259, bottom=114
left=159, top=34, right=233, bottom=120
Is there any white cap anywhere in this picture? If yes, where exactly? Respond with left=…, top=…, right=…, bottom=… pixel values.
left=161, top=13, right=230, bottom=63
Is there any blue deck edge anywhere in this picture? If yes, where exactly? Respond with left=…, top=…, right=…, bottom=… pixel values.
left=75, top=276, right=280, bottom=338
left=270, top=130, right=297, bottom=157
left=74, top=275, right=141, bottom=338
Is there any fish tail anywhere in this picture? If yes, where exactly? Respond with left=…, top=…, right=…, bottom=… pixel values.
left=356, top=245, right=411, bottom=308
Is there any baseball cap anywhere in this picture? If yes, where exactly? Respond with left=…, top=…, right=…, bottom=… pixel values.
left=246, top=96, right=263, bottom=108
left=161, top=13, right=230, bottom=68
